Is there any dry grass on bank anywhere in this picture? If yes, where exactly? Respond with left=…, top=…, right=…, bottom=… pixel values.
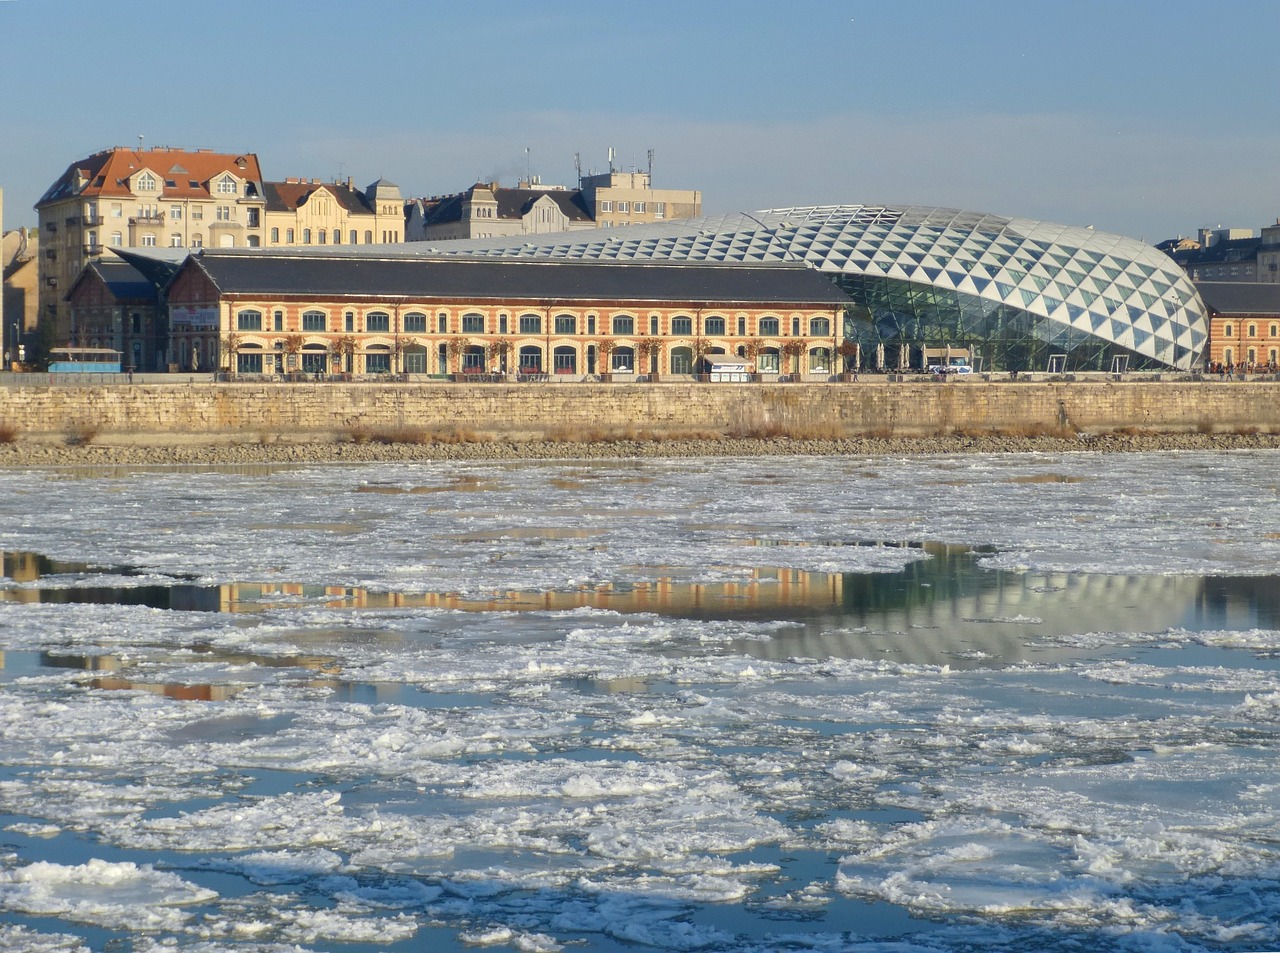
left=345, top=425, right=490, bottom=445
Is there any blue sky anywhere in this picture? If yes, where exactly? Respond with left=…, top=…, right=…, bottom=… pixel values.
left=2, top=0, right=1277, bottom=241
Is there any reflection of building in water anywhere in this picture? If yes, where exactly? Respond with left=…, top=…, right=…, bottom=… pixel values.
left=0, top=548, right=1264, bottom=668
left=1193, top=576, right=1280, bottom=630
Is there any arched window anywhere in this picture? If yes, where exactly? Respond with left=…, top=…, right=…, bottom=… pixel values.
left=611, top=346, right=635, bottom=372
left=519, top=313, right=542, bottom=335
left=518, top=345, right=543, bottom=372
left=757, top=347, right=780, bottom=374
left=1225, top=324, right=1234, bottom=337
left=302, top=310, right=327, bottom=332
left=333, top=229, right=341, bottom=244
left=236, top=342, right=264, bottom=375
left=366, top=311, right=390, bottom=333
left=553, top=345, right=577, bottom=374
left=671, top=316, right=692, bottom=335
left=554, top=314, right=576, bottom=335
left=236, top=310, right=263, bottom=331
left=350, top=230, right=358, bottom=244
left=364, top=230, right=373, bottom=243
left=612, top=315, right=635, bottom=335
left=1271, top=324, right=1278, bottom=338
left=462, top=313, right=485, bottom=334
left=403, top=344, right=428, bottom=373
left=758, top=316, right=779, bottom=336
left=302, top=228, right=312, bottom=244
left=704, top=316, right=725, bottom=336
left=462, top=345, right=486, bottom=372
left=365, top=344, right=391, bottom=374
left=669, top=346, right=694, bottom=374
left=809, top=317, right=831, bottom=336
left=809, top=347, right=831, bottom=372
left=403, top=312, right=427, bottom=333
left=1249, top=324, right=1258, bottom=337
left=1224, top=347, right=1234, bottom=364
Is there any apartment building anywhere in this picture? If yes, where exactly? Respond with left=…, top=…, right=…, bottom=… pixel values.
left=264, top=177, right=404, bottom=247
left=578, top=170, right=701, bottom=228
left=1163, top=222, right=1280, bottom=284
left=405, top=170, right=702, bottom=242
left=36, top=147, right=267, bottom=345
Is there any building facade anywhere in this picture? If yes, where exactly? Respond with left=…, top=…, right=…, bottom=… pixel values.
left=65, top=259, right=164, bottom=371
left=2, top=226, right=38, bottom=364
left=264, top=178, right=404, bottom=248
left=440, top=205, right=1209, bottom=372
left=1196, top=281, right=1280, bottom=370
left=405, top=171, right=702, bottom=243
left=1163, top=223, right=1280, bottom=284
left=579, top=170, right=701, bottom=228
left=36, top=147, right=267, bottom=346
left=151, top=250, right=850, bottom=380
left=405, top=181, right=595, bottom=242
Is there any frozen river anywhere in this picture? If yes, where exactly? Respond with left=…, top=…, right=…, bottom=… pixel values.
left=0, top=450, right=1278, bottom=952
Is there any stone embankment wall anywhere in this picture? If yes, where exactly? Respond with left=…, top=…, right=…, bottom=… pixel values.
left=0, top=380, right=1277, bottom=443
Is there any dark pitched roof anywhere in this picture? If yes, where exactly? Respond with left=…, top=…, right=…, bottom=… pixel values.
left=422, top=185, right=592, bottom=226
left=263, top=181, right=375, bottom=215
left=1195, top=281, right=1280, bottom=316
left=1169, top=237, right=1262, bottom=267
left=181, top=251, right=852, bottom=307
left=69, top=258, right=158, bottom=303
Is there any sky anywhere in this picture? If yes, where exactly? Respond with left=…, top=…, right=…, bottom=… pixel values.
left=1, top=0, right=1277, bottom=242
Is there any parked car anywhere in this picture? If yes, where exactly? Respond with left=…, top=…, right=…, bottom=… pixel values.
left=930, top=360, right=973, bottom=375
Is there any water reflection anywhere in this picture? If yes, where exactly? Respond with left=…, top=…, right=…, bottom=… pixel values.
left=2, top=547, right=1278, bottom=668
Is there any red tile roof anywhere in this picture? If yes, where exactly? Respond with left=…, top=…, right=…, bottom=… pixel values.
left=38, top=147, right=263, bottom=206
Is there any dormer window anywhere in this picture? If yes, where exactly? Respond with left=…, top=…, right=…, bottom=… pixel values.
left=216, top=176, right=238, bottom=195
left=136, top=171, right=157, bottom=192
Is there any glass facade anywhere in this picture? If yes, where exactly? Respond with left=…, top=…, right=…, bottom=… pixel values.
left=452, top=206, right=1209, bottom=371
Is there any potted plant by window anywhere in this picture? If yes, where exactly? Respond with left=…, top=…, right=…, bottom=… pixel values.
left=445, top=338, right=468, bottom=381
left=486, top=337, right=514, bottom=380
left=279, top=333, right=303, bottom=381
left=742, top=339, right=762, bottom=382
left=595, top=338, right=615, bottom=382
left=222, top=331, right=241, bottom=381
left=636, top=338, right=662, bottom=382
left=330, top=335, right=357, bottom=380
left=838, top=340, right=860, bottom=382
left=782, top=339, right=807, bottom=382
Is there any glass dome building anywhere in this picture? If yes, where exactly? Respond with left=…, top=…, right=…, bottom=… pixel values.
left=439, top=205, right=1207, bottom=372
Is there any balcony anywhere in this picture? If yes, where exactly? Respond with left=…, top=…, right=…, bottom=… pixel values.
left=83, top=244, right=103, bottom=257
left=83, top=215, right=104, bottom=227
left=129, top=214, right=165, bottom=225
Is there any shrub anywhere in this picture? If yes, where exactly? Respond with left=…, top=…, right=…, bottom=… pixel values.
left=0, top=422, right=19, bottom=444
left=64, top=424, right=98, bottom=447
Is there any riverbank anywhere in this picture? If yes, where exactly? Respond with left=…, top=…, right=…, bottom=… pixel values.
left=1, top=429, right=1278, bottom=467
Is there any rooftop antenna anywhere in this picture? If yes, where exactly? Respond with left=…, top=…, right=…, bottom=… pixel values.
left=525, top=146, right=531, bottom=183
left=607, top=146, right=615, bottom=173
left=647, top=148, right=654, bottom=182
left=574, top=152, right=582, bottom=187
left=138, top=134, right=144, bottom=152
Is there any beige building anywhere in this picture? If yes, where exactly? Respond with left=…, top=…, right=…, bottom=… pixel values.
left=579, top=169, right=701, bottom=228
left=36, top=147, right=268, bottom=346
left=2, top=224, right=38, bottom=364
left=263, top=177, right=404, bottom=247
left=405, top=169, right=702, bottom=242
left=406, top=180, right=595, bottom=242
left=153, top=249, right=850, bottom=381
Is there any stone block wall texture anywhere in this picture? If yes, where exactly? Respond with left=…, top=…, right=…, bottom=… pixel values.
left=0, top=380, right=1277, bottom=440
